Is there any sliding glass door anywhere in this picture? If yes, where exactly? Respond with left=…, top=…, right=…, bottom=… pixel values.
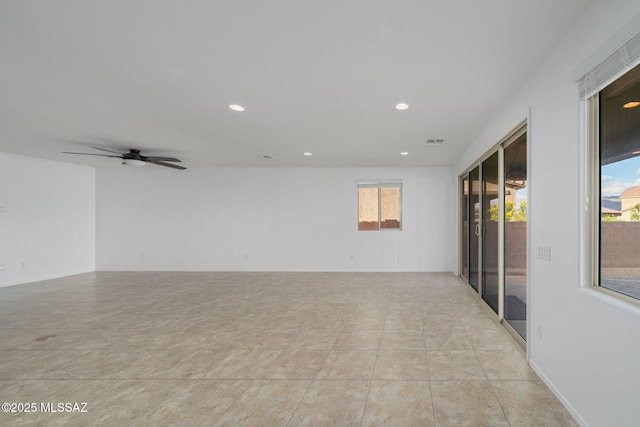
left=459, top=127, right=527, bottom=346
left=461, top=177, right=470, bottom=282
left=469, top=167, right=480, bottom=293
left=503, top=134, right=527, bottom=340
left=482, top=152, right=500, bottom=314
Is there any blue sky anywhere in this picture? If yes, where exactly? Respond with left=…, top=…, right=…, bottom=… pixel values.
left=492, top=187, right=527, bottom=209
left=515, top=188, right=527, bottom=207
left=601, top=156, right=640, bottom=197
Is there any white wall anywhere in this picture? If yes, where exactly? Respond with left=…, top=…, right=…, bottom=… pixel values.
left=0, top=153, right=95, bottom=288
left=96, top=167, right=454, bottom=272
left=455, top=1, right=640, bottom=426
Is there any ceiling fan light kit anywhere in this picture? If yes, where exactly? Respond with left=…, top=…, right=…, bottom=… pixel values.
left=122, top=159, right=147, bottom=167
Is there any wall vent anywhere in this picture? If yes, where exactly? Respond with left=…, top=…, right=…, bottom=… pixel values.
left=425, top=138, right=445, bottom=145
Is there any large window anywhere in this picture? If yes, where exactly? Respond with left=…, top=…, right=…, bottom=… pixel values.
left=357, top=182, right=402, bottom=231
left=591, top=62, right=640, bottom=303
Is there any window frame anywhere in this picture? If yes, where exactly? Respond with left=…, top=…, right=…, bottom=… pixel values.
left=356, top=181, right=402, bottom=231
left=587, top=81, right=640, bottom=308
left=577, top=18, right=640, bottom=307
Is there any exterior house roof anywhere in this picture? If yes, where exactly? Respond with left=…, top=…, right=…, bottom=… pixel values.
left=620, top=186, right=640, bottom=198
left=601, top=207, right=621, bottom=214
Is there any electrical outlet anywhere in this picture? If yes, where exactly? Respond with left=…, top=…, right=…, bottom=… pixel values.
left=536, top=323, right=543, bottom=339
left=536, top=245, right=551, bottom=261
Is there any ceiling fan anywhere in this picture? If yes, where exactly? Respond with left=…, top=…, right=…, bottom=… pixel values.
left=63, top=147, right=186, bottom=170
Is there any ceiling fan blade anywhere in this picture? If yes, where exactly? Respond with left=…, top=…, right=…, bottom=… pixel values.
left=92, top=146, right=124, bottom=155
left=144, top=156, right=182, bottom=162
left=147, top=159, right=187, bottom=170
left=62, top=152, right=122, bottom=158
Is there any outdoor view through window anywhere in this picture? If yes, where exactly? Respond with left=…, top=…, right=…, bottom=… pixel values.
left=358, top=184, right=401, bottom=230
left=599, top=62, right=640, bottom=301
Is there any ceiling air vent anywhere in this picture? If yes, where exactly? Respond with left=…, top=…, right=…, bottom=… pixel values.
left=425, top=138, right=445, bottom=145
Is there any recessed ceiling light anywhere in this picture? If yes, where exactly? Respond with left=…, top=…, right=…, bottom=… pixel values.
left=623, top=101, right=640, bottom=109
left=395, top=103, right=409, bottom=111
left=400, top=152, right=409, bottom=156
left=229, top=104, right=245, bottom=112
left=303, top=152, right=313, bottom=156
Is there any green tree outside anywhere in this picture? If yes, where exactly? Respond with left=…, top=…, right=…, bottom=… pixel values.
left=489, top=200, right=527, bottom=222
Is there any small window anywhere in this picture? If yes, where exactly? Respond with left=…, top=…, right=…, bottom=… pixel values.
left=357, top=182, right=401, bottom=230
left=590, top=62, right=640, bottom=303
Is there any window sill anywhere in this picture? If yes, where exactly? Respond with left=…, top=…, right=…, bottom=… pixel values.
left=579, top=286, right=640, bottom=316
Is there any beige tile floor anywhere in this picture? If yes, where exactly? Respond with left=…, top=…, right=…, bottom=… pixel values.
left=0, top=272, right=578, bottom=426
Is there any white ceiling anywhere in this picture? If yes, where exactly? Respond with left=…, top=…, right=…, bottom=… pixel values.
left=0, top=0, right=594, bottom=169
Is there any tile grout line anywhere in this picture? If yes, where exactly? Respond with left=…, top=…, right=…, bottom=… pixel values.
left=358, top=283, right=393, bottom=427
left=421, top=287, right=438, bottom=427
left=473, top=346, right=514, bottom=426
left=284, top=314, right=345, bottom=427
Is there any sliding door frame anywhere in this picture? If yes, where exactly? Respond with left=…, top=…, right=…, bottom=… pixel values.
left=458, top=120, right=528, bottom=351
left=500, top=126, right=528, bottom=350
